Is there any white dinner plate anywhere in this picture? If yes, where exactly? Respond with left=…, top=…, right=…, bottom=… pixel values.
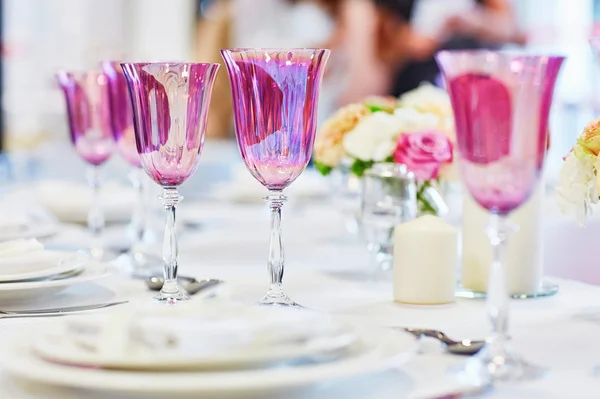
left=0, top=251, right=86, bottom=283
left=0, top=262, right=115, bottom=302
left=1, top=328, right=416, bottom=396
left=32, top=323, right=357, bottom=371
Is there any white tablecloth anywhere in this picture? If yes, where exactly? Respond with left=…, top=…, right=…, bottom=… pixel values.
left=1, top=142, right=600, bottom=398
left=1, top=197, right=600, bottom=399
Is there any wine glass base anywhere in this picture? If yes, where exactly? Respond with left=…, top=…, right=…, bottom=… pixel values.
left=258, top=292, right=303, bottom=308
left=455, top=343, right=546, bottom=385
left=154, top=291, right=189, bottom=304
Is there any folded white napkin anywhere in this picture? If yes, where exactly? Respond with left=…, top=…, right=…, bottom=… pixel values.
left=0, top=198, right=58, bottom=241
left=0, top=213, right=29, bottom=234
left=0, top=238, right=43, bottom=258
left=65, top=302, right=349, bottom=360
left=0, top=239, right=63, bottom=276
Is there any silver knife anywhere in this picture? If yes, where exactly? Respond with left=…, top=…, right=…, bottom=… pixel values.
left=0, top=301, right=128, bottom=318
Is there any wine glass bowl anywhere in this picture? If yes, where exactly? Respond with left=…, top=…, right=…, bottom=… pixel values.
left=101, top=61, right=141, bottom=168
left=123, top=63, right=216, bottom=187
left=439, top=53, right=564, bottom=215
left=121, top=62, right=220, bottom=303
left=56, top=71, right=114, bottom=166
left=436, top=50, right=564, bottom=383
left=223, top=49, right=329, bottom=190
left=221, top=48, right=330, bottom=307
left=56, top=70, right=115, bottom=260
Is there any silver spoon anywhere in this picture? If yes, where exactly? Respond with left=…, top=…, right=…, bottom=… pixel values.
left=145, top=276, right=223, bottom=296
left=403, top=328, right=485, bottom=355
left=145, top=275, right=197, bottom=291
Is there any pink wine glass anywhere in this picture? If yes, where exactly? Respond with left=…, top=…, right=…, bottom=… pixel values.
left=221, top=48, right=330, bottom=307
left=57, top=71, right=114, bottom=260
left=121, top=62, right=220, bottom=303
left=102, top=61, right=157, bottom=278
left=436, top=51, right=564, bottom=383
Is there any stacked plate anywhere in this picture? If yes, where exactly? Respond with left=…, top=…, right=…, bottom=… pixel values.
left=0, top=203, right=58, bottom=242
left=1, top=303, right=417, bottom=397
left=0, top=239, right=114, bottom=302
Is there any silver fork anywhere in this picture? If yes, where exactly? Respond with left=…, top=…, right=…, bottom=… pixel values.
left=0, top=301, right=128, bottom=319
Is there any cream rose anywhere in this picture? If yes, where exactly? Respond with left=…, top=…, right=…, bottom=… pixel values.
left=313, top=103, right=370, bottom=167
left=556, top=151, right=598, bottom=226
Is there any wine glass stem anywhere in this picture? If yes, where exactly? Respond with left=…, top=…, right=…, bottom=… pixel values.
left=130, top=168, right=147, bottom=252
left=485, top=214, right=513, bottom=347
left=161, top=187, right=181, bottom=295
left=86, top=165, right=104, bottom=259
left=266, top=190, right=287, bottom=294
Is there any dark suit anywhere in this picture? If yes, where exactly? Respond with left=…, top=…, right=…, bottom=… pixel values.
left=373, top=0, right=488, bottom=96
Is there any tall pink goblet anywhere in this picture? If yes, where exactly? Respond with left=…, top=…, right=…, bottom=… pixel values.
left=57, top=71, right=114, bottom=259
left=121, top=62, right=219, bottom=303
left=436, top=51, right=564, bottom=383
left=101, top=61, right=157, bottom=278
left=221, top=48, right=330, bottom=307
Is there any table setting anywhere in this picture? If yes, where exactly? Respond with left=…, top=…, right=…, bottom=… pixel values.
left=3, top=42, right=600, bottom=399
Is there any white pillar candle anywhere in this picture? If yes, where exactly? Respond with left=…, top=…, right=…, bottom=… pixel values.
left=461, top=182, right=543, bottom=295
left=393, top=215, right=458, bottom=304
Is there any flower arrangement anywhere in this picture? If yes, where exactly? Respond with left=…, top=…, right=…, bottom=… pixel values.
left=314, top=84, right=455, bottom=214
left=556, top=117, right=600, bottom=225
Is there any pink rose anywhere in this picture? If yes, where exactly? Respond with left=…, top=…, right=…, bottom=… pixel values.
left=394, top=131, right=453, bottom=180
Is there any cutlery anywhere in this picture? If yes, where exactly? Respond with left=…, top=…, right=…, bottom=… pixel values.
left=402, top=328, right=485, bottom=355
left=185, top=279, right=223, bottom=296
left=182, top=220, right=202, bottom=231
left=145, top=275, right=198, bottom=291
left=145, top=276, right=223, bottom=297
left=0, top=301, right=128, bottom=319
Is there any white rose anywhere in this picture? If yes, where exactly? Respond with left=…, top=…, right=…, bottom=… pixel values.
left=391, top=107, right=439, bottom=132
left=342, top=112, right=400, bottom=161
left=556, top=152, right=598, bottom=226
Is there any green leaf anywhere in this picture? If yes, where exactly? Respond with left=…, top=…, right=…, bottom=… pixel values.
left=350, top=159, right=374, bottom=177
left=365, top=104, right=391, bottom=113
left=314, top=160, right=333, bottom=176
left=416, top=180, right=438, bottom=215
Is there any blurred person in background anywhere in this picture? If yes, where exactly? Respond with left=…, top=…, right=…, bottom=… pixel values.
left=196, top=0, right=348, bottom=139
left=374, top=0, right=527, bottom=96
left=231, top=0, right=390, bottom=123
left=195, top=0, right=390, bottom=139
left=285, top=0, right=391, bottom=105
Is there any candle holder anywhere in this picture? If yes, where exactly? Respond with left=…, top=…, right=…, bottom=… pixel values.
left=361, top=163, right=417, bottom=276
